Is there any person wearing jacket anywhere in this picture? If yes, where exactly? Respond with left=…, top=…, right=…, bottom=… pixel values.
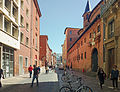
left=97, top=67, right=106, bottom=89
left=111, top=65, right=119, bottom=89
left=28, top=65, right=33, bottom=78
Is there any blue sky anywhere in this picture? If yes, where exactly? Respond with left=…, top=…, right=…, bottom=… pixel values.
left=38, top=0, right=101, bottom=53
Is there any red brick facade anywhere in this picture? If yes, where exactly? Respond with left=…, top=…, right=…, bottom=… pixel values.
left=14, top=0, right=41, bottom=76
left=39, top=35, right=48, bottom=66
left=67, top=1, right=104, bottom=72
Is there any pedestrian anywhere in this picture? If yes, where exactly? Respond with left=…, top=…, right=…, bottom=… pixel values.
left=97, top=67, right=106, bottom=89
left=0, top=68, right=4, bottom=88
left=28, top=65, right=33, bottom=78
left=31, top=65, right=39, bottom=87
left=37, top=66, right=40, bottom=74
left=111, top=65, right=119, bottom=89
left=45, top=61, right=48, bottom=74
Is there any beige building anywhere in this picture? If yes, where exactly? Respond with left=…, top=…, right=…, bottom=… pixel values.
left=0, top=0, right=20, bottom=77
left=101, top=0, right=120, bottom=76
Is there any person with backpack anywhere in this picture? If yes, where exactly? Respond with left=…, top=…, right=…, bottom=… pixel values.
left=28, top=65, right=33, bottom=78
left=0, top=68, right=4, bottom=88
left=111, top=65, right=119, bottom=89
left=37, top=66, right=40, bottom=74
left=31, top=65, right=39, bottom=87
left=97, top=67, right=106, bottom=89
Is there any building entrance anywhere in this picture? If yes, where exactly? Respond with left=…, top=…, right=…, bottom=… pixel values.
left=108, top=48, right=115, bottom=76
left=91, top=48, right=98, bottom=72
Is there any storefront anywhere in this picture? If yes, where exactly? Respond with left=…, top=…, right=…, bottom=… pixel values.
left=0, top=45, right=14, bottom=78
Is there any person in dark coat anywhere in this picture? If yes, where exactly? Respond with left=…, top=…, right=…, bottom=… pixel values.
left=0, top=68, right=4, bottom=88
left=97, top=67, right=106, bottom=89
left=31, top=65, right=39, bottom=87
left=111, top=65, right=119, bottom=89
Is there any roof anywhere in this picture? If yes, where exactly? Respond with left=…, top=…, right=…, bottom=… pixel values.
left=33, top=0, right=42, bottom=17
left=83, top=0, right=91, bottom=15
left=67, top=14, right=100, bottom=53
left=64, top=27, right=80, bottom=34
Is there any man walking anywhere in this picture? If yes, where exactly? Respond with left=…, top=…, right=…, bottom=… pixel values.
left=31, top=65, right=39, bottom=87
left=0, top=68, right=4, bottom=88
left=111, top=65, right=119, bottom=89
left=28, top=65, right=33, bottom=78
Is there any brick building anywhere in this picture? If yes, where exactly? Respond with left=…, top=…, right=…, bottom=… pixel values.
left=67, top=0, right=104, bottom=72
left=39, top=35, right=48, bottom=66
left=62, top=28, right=80, bottom=67
left=101, top=0, right=120, bottom=76
left=14, top=0, right=41, bottom=76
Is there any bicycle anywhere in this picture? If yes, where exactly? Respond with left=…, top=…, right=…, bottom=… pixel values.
left=59, top=77, right=93, bottom=92
left=61, top=70, right=78, bottom=82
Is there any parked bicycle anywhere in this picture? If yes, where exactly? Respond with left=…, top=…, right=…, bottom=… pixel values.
left=59, top=77, right=93, bottom=92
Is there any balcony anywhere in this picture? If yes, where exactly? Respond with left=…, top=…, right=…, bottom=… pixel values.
left=101, top=0, right=117, bottom=16
left=4, top=0, right=11, bottom=16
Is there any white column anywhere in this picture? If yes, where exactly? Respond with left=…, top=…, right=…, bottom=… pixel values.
left=3, top=0, right=4, bottom=9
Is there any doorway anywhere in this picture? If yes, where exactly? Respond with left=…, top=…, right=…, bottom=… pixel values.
left=108, top=48, right=115, bottom=76
left=91, top=48, right=98, bottom=72
left=19, top=56, right=23, bottom=75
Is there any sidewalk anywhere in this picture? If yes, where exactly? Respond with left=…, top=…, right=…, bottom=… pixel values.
left=69, top=70, right=120, bottom=92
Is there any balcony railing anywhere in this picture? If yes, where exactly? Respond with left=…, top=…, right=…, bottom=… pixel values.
left=101, top=0, right=117, bottom=16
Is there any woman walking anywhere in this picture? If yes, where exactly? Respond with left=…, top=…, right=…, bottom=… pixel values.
left=97, top=67, right=106, bottom=89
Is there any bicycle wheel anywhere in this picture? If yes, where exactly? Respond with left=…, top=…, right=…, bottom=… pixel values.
left=61, top=76, right=69, bottom=82
left=78, top=86, right=93, bottom=92
left=59, top=86, right=72, bottom=92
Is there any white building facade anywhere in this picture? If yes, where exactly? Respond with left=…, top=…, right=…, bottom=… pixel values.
left=0, top=0, right=20, bottom=77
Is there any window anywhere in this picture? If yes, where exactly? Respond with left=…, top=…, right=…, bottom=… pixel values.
left=89, top=33, right=92, bottom=38
left=35, top=18, right=38, bottom=28
left=81, top=41, right=83, bottom=46
left=26, top=23, right=29, bottom=31
left=70, top=31, right=72, bottom=34
left=85, top=52, right=86, bottom=59
left=25, top=58, right=28, bottom=67
left=20, top=15, right=24, bottom=25
left=108, top=19, right=114, bottom=39
left=98, top=25, right=100, bottom=32
left=20, top=32, right=23, bottom=43
left=26, top=37, right=29, bottom=46
left=35, top=35, right=37, bottom=49
left=84, top=38, right=86, bottom=43
left=81, top=53, right=83, bottom=60
left=26, top=8, right=29, bottom=17
left=70, top=38, right=72, bottom=41
left=21, top=0, right=24, bottom=9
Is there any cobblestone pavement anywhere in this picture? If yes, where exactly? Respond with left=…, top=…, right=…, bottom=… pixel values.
left=0, top=70, right=59, bottom=92
left=58, top=69, right=120, bottom=92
